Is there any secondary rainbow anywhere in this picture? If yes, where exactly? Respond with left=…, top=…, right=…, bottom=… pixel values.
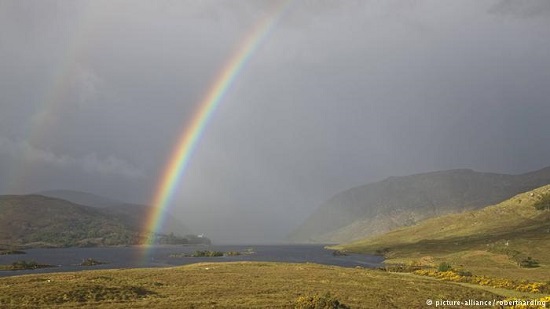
left=143, top=1, right=292, bottom=246
left=8, top=4, right=94, bottom=194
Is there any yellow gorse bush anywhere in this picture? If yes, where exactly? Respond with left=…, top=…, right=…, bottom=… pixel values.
left=413, top=269, right=549, bottom=294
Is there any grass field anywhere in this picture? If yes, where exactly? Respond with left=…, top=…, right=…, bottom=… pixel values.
left=0, top=261, right=508, bottom=308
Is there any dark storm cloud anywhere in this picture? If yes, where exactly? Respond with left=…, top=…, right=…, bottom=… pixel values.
left=489, top=0, right=550, bottom=17
left=1, top=0, right=549, bottom=242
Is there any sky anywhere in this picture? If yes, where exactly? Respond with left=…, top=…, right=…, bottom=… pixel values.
left=1, top=0, right=550, bottom=243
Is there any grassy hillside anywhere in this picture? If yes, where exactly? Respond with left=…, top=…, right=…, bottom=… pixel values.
left=0, top=195, right=142, bottom=247
left=290, top=167, right=550, bottom=243
left=334, top=185, right=550, bottom=281
left=38, top=190, right=191, bottom=236
left=0, top=262, right=504, bottom=308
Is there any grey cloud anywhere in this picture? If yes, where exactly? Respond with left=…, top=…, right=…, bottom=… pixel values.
left=0, top=137, right=144, bottom=179
left=1, top=0, right=549, bottom=243
left=489, top=0, right=550, bottom=17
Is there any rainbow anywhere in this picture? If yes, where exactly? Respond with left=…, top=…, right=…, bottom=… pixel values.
left=7, top=4, right=94, bottom=194
left=143, top=1, right=292, bottom=248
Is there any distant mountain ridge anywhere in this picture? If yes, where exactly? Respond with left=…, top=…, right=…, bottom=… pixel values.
left=36, top=190, right=123, bottom=208
left=0, top=195, right=141, bottom=247
left=37, top=190, right=190, bottom=236
left=289, top=167, right=550, bottom=243
left=0, top=190, right=195, bottom=247
left=335, top=184, right=550, bottom=268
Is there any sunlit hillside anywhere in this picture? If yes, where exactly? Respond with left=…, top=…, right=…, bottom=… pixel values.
left=290, top=167, right=550, bottom=243
left=334, top=185, right=550, bottom=281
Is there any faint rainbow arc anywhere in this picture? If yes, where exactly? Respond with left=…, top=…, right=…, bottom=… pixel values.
left=8, top=4, right=94, bottom=194
left=144, top=1, right=292, bottom=245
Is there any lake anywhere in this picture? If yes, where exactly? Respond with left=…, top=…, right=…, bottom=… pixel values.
left=0, top=244, right=383, bottom=277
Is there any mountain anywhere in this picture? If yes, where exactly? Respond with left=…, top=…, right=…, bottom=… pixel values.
left=37, top=190, right=191, bottom=236
left=36, top=190, right=122, bottom=208
left=0, top=195, right=142, bottom=247
left=101, top=203, right=191, bottom=236
left=334, top=185, right=550, bottom=272
left=289, top=167, right=550, bottom=243
left=0, top=194, right=198, bottom=247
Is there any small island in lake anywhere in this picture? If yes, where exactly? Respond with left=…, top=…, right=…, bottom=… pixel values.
left=331, top=250, right=348, bottom=256
left=0, top=260, right=55, bottom=271
left=155, top=233, right=212, bottom=245
left=169, top=250, right=248, bottom=258
left=79, top=258, right=108, bottom=266
left=0, top=249, right=26, bottom=255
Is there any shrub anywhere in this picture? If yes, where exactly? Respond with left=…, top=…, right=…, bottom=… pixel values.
left=413, top=269, right=550, bottom=294
left=437, top=262, right=452, bottom=272
left=456, top=269, right=472, bottom=277
left=518, top=257, right=540, bottom=268
left=533, top=193, right=550, bottom=210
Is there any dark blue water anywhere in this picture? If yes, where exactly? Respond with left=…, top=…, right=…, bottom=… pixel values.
left=0, top=245, right=383, bottom=277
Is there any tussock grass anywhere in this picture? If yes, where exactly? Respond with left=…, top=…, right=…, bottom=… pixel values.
left=0, top=262, right=502, bottom=308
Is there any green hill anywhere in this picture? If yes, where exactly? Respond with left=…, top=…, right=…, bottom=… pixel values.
left=334, top=185, right=550, bottom=281
left=0, top=195, right=142, bottom=247
left=289, top=167, right=550, bottom=243
left=37, top=190, right=191, bottom=236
